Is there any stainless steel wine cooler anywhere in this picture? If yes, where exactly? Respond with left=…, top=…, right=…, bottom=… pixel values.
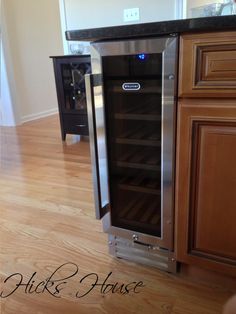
left=85, top=36, right=178, bottom=272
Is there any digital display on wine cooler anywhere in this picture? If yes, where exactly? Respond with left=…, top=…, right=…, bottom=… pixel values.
left=136, top=53, right=148, bottom=61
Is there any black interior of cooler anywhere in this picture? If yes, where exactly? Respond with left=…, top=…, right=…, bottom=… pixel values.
left=103, top=53, right=162, bottom=237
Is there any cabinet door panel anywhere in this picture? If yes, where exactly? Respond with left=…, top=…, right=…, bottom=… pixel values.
left=179, top=31, right=236, bottom=97
left=176, top=100, right=236, bottom=276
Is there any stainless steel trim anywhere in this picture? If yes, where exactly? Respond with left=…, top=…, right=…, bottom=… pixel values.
left=91, top=37, right=175, bottom=59
left=161, top=37, right=177, bottom=249
left=85, top=73, right=109, bottom=219
left=90, top=36, right=178, bottom=247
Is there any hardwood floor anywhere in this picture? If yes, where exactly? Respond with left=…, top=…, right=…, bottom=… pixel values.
left=0, top=115, right=234, bottom=314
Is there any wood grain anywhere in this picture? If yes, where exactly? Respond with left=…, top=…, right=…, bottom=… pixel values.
left=175, top=99, right=236, bottom=277
left=179, top=31, right=236, bottom=97
left=0, top=115, right=234, bottom=314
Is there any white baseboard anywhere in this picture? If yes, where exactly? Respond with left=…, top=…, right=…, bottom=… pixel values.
left=21, top=107, right=58, bottom=124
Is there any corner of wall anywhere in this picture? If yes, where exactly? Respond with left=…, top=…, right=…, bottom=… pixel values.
left=1, top=0, right=21, bottom=126
left=59, top=0, right=70, bottom=55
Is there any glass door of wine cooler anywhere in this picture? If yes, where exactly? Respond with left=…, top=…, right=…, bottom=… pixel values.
left=103, top=54, right=163, bottom=238
left=86, top=37, right=177, bottom=248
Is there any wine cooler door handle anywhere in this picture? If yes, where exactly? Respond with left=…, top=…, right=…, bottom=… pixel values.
left=85, top=73, right=110, bottom=219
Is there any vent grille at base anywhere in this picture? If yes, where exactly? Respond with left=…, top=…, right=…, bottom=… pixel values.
left=108, top=235, right=177, bottom=273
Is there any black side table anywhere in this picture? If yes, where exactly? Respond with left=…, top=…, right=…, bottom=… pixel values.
left=50, top=55, right=91, bottom=141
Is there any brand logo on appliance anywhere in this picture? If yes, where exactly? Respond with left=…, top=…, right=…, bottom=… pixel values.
left=122, top=82, right=141, bottom=91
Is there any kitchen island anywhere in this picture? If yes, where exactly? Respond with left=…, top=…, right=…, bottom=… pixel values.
left=66, top=15, right=236, bottom=284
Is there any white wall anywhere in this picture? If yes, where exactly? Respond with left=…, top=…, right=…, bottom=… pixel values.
left=62, top=0, right=182, bottom=54
left=64, top=0, right=179, bottom=31
left=1, top=0, right=19, bottom=126
left=2, top=0, right=64, bottom=124
left=0, top=46, right=16, bottom=126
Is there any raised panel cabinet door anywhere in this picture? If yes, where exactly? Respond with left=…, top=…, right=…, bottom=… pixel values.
left=179, top=31, right=236, bottom=98
left=175, top=99, right=236, bottom=277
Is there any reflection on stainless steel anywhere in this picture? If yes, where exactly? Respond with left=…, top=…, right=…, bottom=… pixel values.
left=87, top=36, right=178, bottom=271
left=85, top=74, right=109, bottom=219
left=162, top=37, right=177, bottom=248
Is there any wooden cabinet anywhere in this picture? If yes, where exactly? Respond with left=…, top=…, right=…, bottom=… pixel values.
left=179, top=31, right=236, bottom=98
left=176, top=100, right=236, bottom=276
left=51, top=55, right=91, bottom=140
left=176, top=32, right=236, bottom=277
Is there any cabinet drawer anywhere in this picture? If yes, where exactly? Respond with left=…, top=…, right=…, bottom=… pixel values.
left=63, top=114, right=89, bottom=135
left=179, top=31, right=236, bottom=98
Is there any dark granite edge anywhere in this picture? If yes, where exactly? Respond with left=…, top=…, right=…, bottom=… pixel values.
left=66, top=15, right=236, bottom=42
left=49, top=54, right=90, bottom=59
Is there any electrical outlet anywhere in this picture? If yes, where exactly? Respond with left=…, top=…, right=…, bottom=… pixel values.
left=123, top=8, right=140, bottom=22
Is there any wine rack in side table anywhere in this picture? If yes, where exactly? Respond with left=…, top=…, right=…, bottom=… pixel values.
left=50, top=55, right=91, bottom=141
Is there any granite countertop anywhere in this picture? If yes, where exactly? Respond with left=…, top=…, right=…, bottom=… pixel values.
left=66, top=15, right=236, bottom=42
left=50, top=54, right=90, bottom=59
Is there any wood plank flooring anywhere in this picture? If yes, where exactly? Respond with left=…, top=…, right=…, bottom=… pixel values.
left=0, top=115, right=234, bottom=314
